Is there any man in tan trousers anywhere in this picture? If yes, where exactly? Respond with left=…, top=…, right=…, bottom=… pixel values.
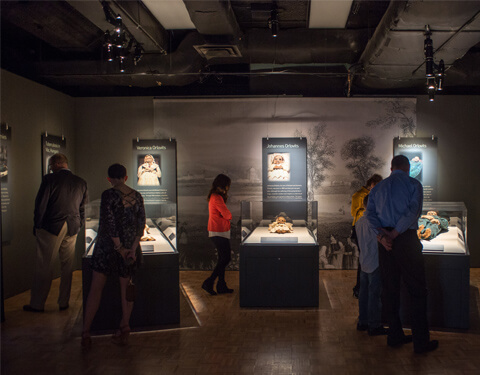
left=24, top=153, right=88, bottom=312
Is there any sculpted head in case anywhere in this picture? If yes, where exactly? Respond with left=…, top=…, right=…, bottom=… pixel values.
left=277, top=216, right=286, bottom=224
left=269, top=213, right=293, bottom=234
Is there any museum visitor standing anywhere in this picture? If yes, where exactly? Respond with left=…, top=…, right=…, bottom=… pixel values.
left=202, top=174, right=234, bottom=296
left=365, top=155, right=438, bottom=354
left=82, top=163, right=145, bottom=349
left=24, top=153, right=88, bottom=313
left=350, top=174, right=382, bottom=297
left=355, top=194, right=387, bottom=336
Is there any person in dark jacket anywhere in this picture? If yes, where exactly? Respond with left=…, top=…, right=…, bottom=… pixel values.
left=24, top=153, right=88, bottom=313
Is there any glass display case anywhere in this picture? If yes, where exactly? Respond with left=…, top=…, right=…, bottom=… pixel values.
left=419, top=202, right=467, bottom=254
left=84, top=200, right=177, bottom=257
left=399, top=201, right=470, bottom=329
left=82, top=198, right=179, bottom=331
left=240, top=200, right=318, bottom=245
left=239, top=200, right=319, bottom=308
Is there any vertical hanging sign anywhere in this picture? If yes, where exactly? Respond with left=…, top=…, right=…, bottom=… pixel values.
left=393, top=137, right=438, bottom=202
left=262, top=137, right=308, bottom=201
left=0, top=123, right=12, bottom=242
left=41, top=134, right=67, bottom=175
left=261, top=138, right=308, bottom=219
left=132, top=139, right=177, bottom=217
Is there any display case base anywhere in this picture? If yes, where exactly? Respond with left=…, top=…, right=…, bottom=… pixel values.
left=399, top=252, right=470, bottom=329
left=240, top=244, right=319, bottom=307
left=82, top=252, right=180, bottom=332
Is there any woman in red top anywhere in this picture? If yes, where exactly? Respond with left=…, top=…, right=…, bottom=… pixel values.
left=202, top=174, right=234, bottom=295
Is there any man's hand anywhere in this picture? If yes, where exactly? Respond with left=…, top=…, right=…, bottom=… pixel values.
left=377, top=228, right=394, bottom=251
left=377, top=234, right=393, bottom=251
left=387, top=229, right=400, bottom=240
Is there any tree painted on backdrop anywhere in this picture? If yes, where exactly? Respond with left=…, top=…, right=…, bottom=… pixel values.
left=341, top=136, right=384, bottom=191
left=294, top=124, right=335, bottom=200
left=366, top=100, right=416, bottom=136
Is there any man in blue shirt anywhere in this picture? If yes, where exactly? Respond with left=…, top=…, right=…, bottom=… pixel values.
left=366, top=155, right=438, bottom=354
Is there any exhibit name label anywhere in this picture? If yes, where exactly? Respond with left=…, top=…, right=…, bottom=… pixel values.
left=136, top=145, right=167, bottom=151
left=45, top=141, right=62, bottom=154
left=266, top=144, right=300, bottom=149
left=398, top=143, right=428, bottom=149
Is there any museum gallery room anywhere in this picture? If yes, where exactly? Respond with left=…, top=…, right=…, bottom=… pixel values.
left=1, top=0, right=480, bottom=374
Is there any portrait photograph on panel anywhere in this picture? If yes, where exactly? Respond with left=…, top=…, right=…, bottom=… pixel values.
left=137, top=154, right=161, bottom=186
left=267, top=153, right=291, bottom=181
left=404, top=151, right=423, bottom=182
left=0, top=145, right=8, bottom=180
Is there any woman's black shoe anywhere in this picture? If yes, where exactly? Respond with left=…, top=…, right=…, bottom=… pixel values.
left=217, top=282, right=234, bottom=294
left=202, top=280, right=217, bottom=295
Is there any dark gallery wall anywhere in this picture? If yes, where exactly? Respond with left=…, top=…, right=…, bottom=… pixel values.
left=1, top=69, right=479, bottom=299
left=415, top=95, right=480, bottom=266
left=74, top=97, right=155, bottom=201
left=0, top=70, right=77, bottom=297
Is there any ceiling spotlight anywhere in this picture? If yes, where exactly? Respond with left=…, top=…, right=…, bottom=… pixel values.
left=114, top=14, right=123, bottom=34
left=104, top=31, right=114, bottom=61
left=104, top=30, right=111, bottom=44
left=106, top=46, right=114, bottom=62
left=437, top=59, right=445, bottom=77
left=424, top=25, right=445, bottom=101
left=119, top=56, right=126, bottom=73
left=269, top=9, right=279, bottom=38
left=133, top=43, right=143, bottom=65
left=424, top=38, right=434, bottom=77
left=437, top=60, right=445, bottom=91
left=102, top=1, right=142, bottom=72
left=115, top=32, right=126, bottom=48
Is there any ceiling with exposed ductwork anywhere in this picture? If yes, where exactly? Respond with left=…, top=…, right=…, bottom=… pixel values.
left=2, top=0, right=480, bottom=97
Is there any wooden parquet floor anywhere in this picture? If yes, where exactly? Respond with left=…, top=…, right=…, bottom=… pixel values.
left=2, top=269, right=480, bottom=374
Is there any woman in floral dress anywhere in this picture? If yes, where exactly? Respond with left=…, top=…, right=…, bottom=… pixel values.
left=82, top=164, right=145, bottom=349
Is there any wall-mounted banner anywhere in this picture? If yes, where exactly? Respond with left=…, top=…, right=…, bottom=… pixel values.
left=132, top=139, right=177, bottom=216
left=41, top=134, right=66, bottom=175
left=1, top=123, right=12, bottom=242
left=262, top=137, right=307, bottom=202
left=394, top=137, right=438, bottom=202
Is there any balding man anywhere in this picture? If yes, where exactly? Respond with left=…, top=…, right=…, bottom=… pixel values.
left=366, top=155, right=438, bottom=354
left=24, top=153, right=88, bottom=312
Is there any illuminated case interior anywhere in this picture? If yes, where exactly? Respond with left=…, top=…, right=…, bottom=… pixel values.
left=84, top=200, right=177, bottom=256
left=420, top=201, right=467, bottom=254
left=240, top=200, right=318, bottom=245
